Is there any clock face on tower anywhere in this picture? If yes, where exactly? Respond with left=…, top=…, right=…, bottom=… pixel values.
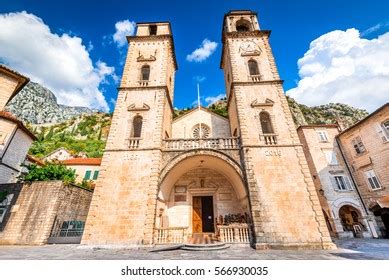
left=239, top=40, right=262, bottom=56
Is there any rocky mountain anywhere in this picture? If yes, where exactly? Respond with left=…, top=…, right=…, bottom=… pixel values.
left=5, top=81, right=95, bottom=124
left=286, top=96, right=369, bottom=128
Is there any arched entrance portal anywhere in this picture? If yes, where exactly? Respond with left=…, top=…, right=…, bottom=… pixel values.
left=155, top=153, right=251, bottom=245
left=339, top=205, right=366, bottom=237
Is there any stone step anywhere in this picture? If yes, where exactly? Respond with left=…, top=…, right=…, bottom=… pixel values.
left=182, top=243, right=230, bottom=251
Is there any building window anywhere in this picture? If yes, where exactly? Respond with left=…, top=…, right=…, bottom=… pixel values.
left=149, top=25, right=157, bottom=35
left=0, top=193, right=13, bottom=224
left=248, top=60, right=259, bottom=76
left=365, top=169, right=382, bottom=190
left=377, top=120, right=389, bottom=142
left=317, top=131, right=328, bottom=142
left=332, top=175, right=352, bottom=191
left=351, top=136, right=366, bottom=154
left=141, top=65, right=150, bottom=81
left=92, top=170, right=99, bottom=180
left=132, top=116, right=143, bottom=138
left=84, top=170, right=92, bottom=180
left=324, top=150, right=338, bottom=165
left=236, top=19, right=251, bottom=32
left=259, top=111, right=274, bottom=134
left=233, top=128, right=238, bottom=137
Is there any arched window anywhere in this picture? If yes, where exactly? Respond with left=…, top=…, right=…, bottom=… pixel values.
left=236, top=19, right=251, bottom=32
left=132, top=116, right=143, bottom=138
left=233, top=128, right=238, bottom=137
left=141, top=65, right=150, bottom=81
left=259, top=111, right=274, bottom=134
left=248, top=60, right=259, bottom=76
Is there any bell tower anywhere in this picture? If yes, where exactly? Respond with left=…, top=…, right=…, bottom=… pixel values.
left=221, top=10, right=334, bottom=249
left=82, top=22, right=177, bottom=245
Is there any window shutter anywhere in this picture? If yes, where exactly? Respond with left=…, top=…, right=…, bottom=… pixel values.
left=330, top=176, right=338, bottom=190
left=84, top=170, right=92, bottom=180
left=375, top=123, right=388, bottom=142
left=344, top=176, right=352, bottom=190
left=92, top=170, right=99, bottom=180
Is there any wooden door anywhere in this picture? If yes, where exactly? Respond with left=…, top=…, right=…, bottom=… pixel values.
left=192, top=196, right=202, bottom=233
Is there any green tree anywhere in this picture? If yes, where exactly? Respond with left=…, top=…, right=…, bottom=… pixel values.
left=21, top=163, right=76, bottom=184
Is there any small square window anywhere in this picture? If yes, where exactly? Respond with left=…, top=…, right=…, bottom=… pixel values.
left=317, top=131, right=328, bottom=142
left=352, top=136, right=366, bottom=154
left=365, top=169, right=382, bottom=190
left=331, top=175, right=352, bottom=191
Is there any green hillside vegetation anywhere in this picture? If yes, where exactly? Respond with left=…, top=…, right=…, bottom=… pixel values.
left=27, top=96, right=368, bottom=159
left=29, top=113, right=111, bottom=159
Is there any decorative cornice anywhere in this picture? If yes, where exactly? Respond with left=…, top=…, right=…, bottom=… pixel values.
left=127, top=103, right=150, bottom=112
left=126, top=35, right=178, bottom=70
left=226, top=80, right=284, bottom=109
left=251, top=98, right=274, bottom=108
left=118, top=86, right=174, bottom=113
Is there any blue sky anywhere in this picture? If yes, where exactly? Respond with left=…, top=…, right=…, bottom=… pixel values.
left=1, top=0, right=388, bottom=112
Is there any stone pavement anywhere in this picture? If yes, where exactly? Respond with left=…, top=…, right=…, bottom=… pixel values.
left=0, top=239, right=388, bottom=260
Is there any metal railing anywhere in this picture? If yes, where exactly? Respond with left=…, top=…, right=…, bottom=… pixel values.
left=163, top=137, right=240, bottom=151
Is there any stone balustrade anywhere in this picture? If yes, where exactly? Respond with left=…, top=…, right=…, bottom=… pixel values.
left=249, top=74, right=262, bottom=82
left=217, top=224, right=251, bottom=243
left=163, top=137, right=240, bottom=151
left=155, top=227, right=188, bottom=244
left=128, top=138, right=141, bottom=149
left=260, top=133, right=278, bottom=145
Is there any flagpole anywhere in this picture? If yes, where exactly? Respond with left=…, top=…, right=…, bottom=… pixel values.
left=197, top=83, right=202, bottom=139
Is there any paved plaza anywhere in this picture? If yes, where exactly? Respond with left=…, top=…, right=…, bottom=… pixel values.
left=0, top=239, right=388, bottom=260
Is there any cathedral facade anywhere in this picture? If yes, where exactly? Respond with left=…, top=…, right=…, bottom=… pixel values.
left=81, top=10, right=335, bottom=249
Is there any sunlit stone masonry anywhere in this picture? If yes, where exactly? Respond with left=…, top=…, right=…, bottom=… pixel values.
left=81, top=10, right=335, bottom=249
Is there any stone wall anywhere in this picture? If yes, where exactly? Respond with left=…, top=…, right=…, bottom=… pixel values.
left=0, top=181, right=92, bottom=245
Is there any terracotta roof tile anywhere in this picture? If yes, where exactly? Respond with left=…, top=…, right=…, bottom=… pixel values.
left=61, top=158, right=102, bottom=166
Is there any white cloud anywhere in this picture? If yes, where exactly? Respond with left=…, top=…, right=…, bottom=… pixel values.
left=112, top=19, right=136, bottom=48
left=361, top=21, right=389, bottom=36
left=0, top=11, right=115, bottom=111
left=286, top=28, right=389, bottom=112
left=205, top=94, right=225, bottom=105
left=193, top=75, right=206, bottom=83
left=186, top=39, right=218, bottom=62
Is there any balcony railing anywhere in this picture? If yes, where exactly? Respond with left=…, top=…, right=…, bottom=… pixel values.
left=128, top=137, right=141, bottom=149
left=138, top=80, right=149, bottom=86
left=163, top=137, right=240, bottom=151
left=217, top=224, right=251, bottom=243
left=155, top=227, right=188, bottom=244
left=249, top=74, right=262, bottom=82
left=260, top=133, right=277, bottom=145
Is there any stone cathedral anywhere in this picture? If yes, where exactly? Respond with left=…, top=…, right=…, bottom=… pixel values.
left=82, top=10, right=335, bottom=249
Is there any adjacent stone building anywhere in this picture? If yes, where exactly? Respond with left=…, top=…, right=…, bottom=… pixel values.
left=338, top=103, right=389, bottom=237
left=0, top=65, right=36, bottom=183
left=61, top=158, right=101, bottom=184
left=297, top=124, right=377, bottom=239
left=82, top=10, right=334, bottom=249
